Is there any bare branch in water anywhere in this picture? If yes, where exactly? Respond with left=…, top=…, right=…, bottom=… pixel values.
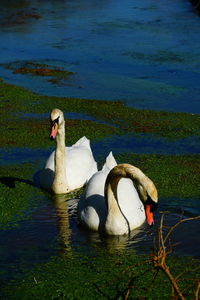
left=152, top=213, right=200, bottom=300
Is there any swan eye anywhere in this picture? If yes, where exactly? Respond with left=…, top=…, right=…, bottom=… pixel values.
left=50, top=116, right=60, bottom=127
left=146, top=195, right=158, bottom=212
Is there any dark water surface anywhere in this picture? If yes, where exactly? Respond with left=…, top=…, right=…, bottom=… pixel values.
left=0, top=0, right=199, bottom=288
left=0, top=0, right=200, bottom=112
left=0, top=195, right=199, bottom=289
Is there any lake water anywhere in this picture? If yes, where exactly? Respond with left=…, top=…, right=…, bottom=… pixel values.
left=0, top=0, right=199, bottom=288
left=0, top=0, right=200, bottom=112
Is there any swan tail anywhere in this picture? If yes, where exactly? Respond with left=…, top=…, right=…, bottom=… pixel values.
left=102, top=152, right=117, bottom=172
left=73, top=136, right=91, bottom=150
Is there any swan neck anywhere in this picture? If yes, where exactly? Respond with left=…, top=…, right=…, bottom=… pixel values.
left=55, top=122, right=66, bottom=170
left=56, top=122, right=65, bottom=149
left=52, top=121, right=69, bottom=194
left=105, top=177, right=121, bottom=213
left=106, top=164, right=157, bottom=203
left=104, top=176, right=128, bottom=235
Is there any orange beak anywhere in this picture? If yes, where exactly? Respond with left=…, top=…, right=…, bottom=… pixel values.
left=50, top=123, right=58, bottom=140
left=145, top=204, right=154, bottom=226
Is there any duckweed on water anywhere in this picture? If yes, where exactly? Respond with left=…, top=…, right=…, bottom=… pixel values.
left=0, top=163, right=83, bottom=229
left=116, top=153, right=200, bottom=198
left=0, top=117, right=118, bottom=148
left=0, top=78, right=199, bottom=139
left=0, top=164, right=46, bottom=229
left=1, top=250, right=199, bottom=300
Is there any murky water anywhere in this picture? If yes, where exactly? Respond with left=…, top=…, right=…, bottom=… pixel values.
left=0, top=0, right=199, bottom=288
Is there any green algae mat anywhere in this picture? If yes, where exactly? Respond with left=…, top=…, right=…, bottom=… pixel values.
left=1, top=250, right=200, bottom=300
left=0, top=78, right=199, bottom=299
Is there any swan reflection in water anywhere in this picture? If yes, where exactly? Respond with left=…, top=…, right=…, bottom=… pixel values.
left=78, top=227, right=142, bottom=254
left=53, top=194, right=78, bottom=257
left=53, top=194, right=151, bottom=254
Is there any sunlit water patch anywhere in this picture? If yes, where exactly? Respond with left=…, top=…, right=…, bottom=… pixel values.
left=0, top=0, right=200, bottom=112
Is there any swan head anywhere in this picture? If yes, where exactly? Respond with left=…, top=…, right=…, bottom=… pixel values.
left=134, top=170, right=158, bottom=226
left=50, top=108, right=65, bottom=140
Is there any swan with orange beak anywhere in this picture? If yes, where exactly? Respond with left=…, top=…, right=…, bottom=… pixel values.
left=40, top=108, right=98, bottom=194
left=78, top=152, right=158, bottom=235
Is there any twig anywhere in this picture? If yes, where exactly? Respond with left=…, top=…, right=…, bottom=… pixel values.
left=195, top=281, right=200, bottom=300
left=123, top=277, right=135, bottom=300
left=163, top=216, right=200, bottom=244
left=152, top=214, right=200, bottom=300
left=175, top=266, right=200, bottom=282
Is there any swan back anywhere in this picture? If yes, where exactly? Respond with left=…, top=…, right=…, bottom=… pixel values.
left=77, top=152, right=117, bottom=231
left=64, top=139, right=98, bottom=190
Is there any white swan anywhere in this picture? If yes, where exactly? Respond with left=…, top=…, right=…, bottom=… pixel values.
left=40, top=108, right=98, bottom=194
left=77, top=152, right=158, bottom=235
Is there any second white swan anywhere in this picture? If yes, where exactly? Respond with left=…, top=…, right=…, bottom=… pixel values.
left=77, top=152, right=158, bottom=235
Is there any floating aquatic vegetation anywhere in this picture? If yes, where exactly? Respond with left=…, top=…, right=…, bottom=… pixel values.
left=0, top=78, right=199, bottom=140
left=0, top=247, right=199, bottom=300
left=3, top=61, right=75, bottom=86
left=0, top=8, right=41, bottom=26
